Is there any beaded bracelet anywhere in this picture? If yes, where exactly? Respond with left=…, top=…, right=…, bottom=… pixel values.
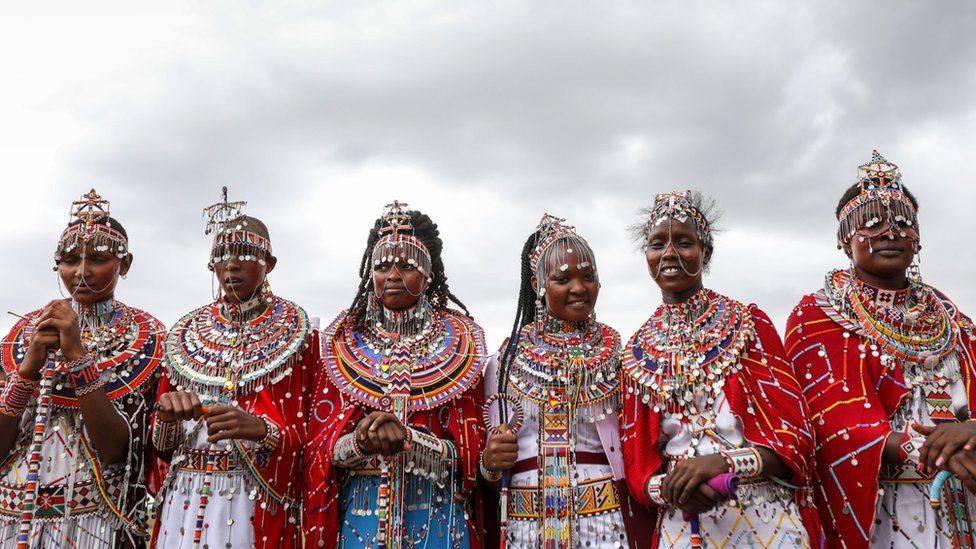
left=646, top=474, right=667, bottom=506
left=62, top=351, right=96, bottom=373
left=479, top=451, right=503, bottom=482
left=70, top=363, right=106, bottom=397
left=0, top=372, right=40, bottom=417
left=258, top=416, right=281, bottom=452
left=720, top=447, right=764, bottom=479
left=151, top=419, right=183, bottom=452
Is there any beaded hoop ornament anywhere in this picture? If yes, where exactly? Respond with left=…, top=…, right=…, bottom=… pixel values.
left=55, top=189, right=128, bottom=262
left=482, top=393, right=525, bottom=433
left=837, top=150, right=918, bottom=248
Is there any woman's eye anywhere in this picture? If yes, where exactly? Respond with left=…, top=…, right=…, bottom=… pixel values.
left=400, top=263, right=416, bottom=271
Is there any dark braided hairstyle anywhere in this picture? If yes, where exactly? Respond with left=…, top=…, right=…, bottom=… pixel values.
left=496, top=231, right=541, bottom=397
left=348, top=210, right=470, bottom=331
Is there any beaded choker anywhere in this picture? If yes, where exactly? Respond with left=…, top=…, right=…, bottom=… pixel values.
left=817, top=269, right=958, bottom=368
left=505, top=319, right=621, bottom=420
left=322, top=308, right=486, bottom=412
left=165, top=294, right=311, bottom=401
left=622, top=289, right=753, bottom=419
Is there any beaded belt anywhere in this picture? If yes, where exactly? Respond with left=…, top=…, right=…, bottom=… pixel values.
left=508, top=474, right=621, bottom=521
left=511, top=451, right=610, bottom=475
left=0, top=473, right=124, bottom=519
left=176, top=449, right=245, bottom=474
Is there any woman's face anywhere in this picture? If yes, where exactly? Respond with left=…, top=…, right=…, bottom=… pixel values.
left=644, top=218, right=710, bottom=303
left=846, top=212, right=918, bottom=284
left=534, top=253, right=599, bottom=323
left=57, top=244, right=131, bottom=305
left=212, top=248, right=277, bottom=303
left=373, top=257, right=428, bottom=311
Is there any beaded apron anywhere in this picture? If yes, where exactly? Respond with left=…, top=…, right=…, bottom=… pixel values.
left=505, top=319, right=620, bottom=548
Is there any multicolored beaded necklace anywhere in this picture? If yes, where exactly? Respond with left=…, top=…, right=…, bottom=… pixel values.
left=622, top=289, right=753, bottom=424
left=506, top=316, right=621, bottom=548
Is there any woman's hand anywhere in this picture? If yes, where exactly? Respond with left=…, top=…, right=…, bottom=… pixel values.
left=155, top=391, right=205, bottom=423
left=482, top=424, right=519, bottom=472
left=355, top=411, right=409, bottom=456
left=916, top=422, right=976, bottom=472
left=20, top=324, right=61, bottom=381
left=35, top=300, right=85, bottom=362
left=205, top=405, right=267, bottom=443
left=662, top=453, right=728, bottom=513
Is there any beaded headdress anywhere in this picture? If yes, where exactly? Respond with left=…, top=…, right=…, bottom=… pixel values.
left=837, top=150, right=918, bottom=247
left=644, top=190, right=712, bottom=248
left=371, top=200, right=433, bottom=283
left=55, top=189, right=128, bottom=262
left=529, top=214, right=596, bottom=288
left=203, top=186, right=272, bottom=269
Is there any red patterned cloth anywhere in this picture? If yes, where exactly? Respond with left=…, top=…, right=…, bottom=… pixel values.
left=786, top=290, right=976, bottom=548
left=622, top=304, right=822, bottom=544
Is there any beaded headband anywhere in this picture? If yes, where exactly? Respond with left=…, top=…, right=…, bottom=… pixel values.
left=371, top=200, right=433, bottom=280
left=529, top=214, right=596, bottom=286
left=203, top=186, right=273, bottom=269
left=646, top=190, right=711, bottom=247
left=837, top=150, right=918, bottom=246
left=55, top=189, right=128, bottom=262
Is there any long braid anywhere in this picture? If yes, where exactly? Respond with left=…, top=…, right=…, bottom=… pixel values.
left=497, top=232, right=540, bottom=397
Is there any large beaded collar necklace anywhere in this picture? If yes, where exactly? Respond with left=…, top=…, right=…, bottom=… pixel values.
left=322, top=307, right=486, bottom=412
left=3, top=298, right=164, bottom=408
left=507, top=317, right=621, bottom=421
left=165, top=294, right=310, bottom=401
left=622, top=288, right=753, bottom=420
left=817, top=269, right=959, bottom=375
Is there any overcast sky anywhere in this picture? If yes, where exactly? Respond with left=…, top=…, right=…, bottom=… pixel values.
left=2, top=1, right=975, bottom=352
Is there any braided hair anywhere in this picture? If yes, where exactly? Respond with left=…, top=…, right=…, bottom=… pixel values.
left=495, top=231, right=541, bottom=397
left=348, top=210, right=470, bottom=331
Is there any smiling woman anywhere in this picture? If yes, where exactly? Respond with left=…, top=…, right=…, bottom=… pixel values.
left=480, top=214, right=653, bottom=548
left=621, top=190, right=822, bottom=548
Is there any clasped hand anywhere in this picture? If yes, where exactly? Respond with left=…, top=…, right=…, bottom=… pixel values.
left=155, top=391, right=267, bottom=444
left=661, top=453, right=729, bottom=514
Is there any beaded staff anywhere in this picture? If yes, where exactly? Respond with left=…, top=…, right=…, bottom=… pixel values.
left=16, top=353, right=55, bottom=549
left=681, top=473, right=739, bottom=549
left=375, top=341, right=412, bottom=549
left=482, top=393, right=524, bottom=549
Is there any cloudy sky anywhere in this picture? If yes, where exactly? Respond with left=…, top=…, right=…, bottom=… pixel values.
left=2, top=1, right=975, bottom=351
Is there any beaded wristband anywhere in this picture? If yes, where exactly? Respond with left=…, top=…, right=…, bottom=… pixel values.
left=646, top=474, right=667, bottom=506
left=70, top=363, right=106, bottom=397
left=479, top=451, right=503, bottom=482
left=151, top=419, right=183, bottom=452
left=0, top=372, right=40, bottom=417
left=258, top=416, right=281, bottom=452
left=720, top=447, right=763, bottom=479
left=62, top=351, right=96, bottom=373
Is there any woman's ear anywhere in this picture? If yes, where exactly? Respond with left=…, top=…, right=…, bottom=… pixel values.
left=120, top=253, right=134, bottom=277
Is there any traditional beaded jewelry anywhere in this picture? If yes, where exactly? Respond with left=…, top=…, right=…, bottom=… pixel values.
left=258, top=416, right=281, bottom=452
left=0, top=372, right=39, bottom=417
left=60, top=351, right=96, bottom=373
left=479, top=450, right=503, bottom=482
left=71, top=366, right=106, bottom=397
left=646, top=474, right=667, bottom=506
left=720, top=447, right=763, bottom=479
left=151, top=419, right=183, bottom=453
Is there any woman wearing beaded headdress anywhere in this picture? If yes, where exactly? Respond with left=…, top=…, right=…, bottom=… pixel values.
left=303, top=201, right=487, bottom=548
left=620, top=191, right=821, bottom=548
left=0, top=189, right=164, bottom=547
left=150, top=188, right=315, bottom=548
left=785, top=151, right=976, bottom=548
left=480, top=214, right=653, bottom=548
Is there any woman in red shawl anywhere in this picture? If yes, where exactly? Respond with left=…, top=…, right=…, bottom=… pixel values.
left=621, top=190, right=821, bottom=548
left=785, top=151, right=976, bottom=548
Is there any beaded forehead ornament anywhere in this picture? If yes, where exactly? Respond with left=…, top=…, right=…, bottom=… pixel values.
left=203, top=186, right=272, bottom=269
left=55, top=189, right=128, bottom=262
left=529, top=214, right=596, bottom=289
left=837, top=150, right=918, bottom=247
left=371, top=200, right=433, bottom=284
left=645, top=190, right=712, bottom=248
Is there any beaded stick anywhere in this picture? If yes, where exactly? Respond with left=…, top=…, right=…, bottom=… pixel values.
left=16, top=353, right=55, bottom=549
